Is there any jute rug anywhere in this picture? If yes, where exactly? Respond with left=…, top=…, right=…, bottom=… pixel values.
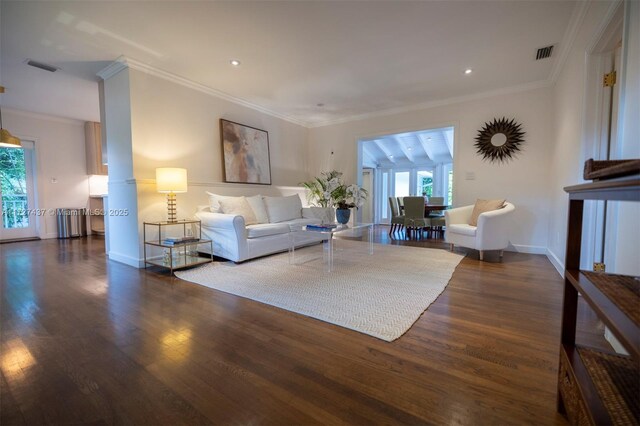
left=176, top=241, right=464, bottom=341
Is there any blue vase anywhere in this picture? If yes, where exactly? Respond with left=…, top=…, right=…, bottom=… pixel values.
left=336, top=208, right=351, bottom=224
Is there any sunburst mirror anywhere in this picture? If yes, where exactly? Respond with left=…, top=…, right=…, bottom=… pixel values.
left=474, top=117, right=525, bottom=163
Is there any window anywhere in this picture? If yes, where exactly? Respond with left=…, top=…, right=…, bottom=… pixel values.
left=381, top=171, right=389, bottom=219
left=447, top=170, right=453, bottom=205
left=394, top=171, right=410, bottom=197
left=416, top=170, right=433, bottom=197
left=1, top=147, right=29, bottom=229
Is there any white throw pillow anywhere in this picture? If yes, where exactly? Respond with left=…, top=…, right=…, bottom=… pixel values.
left=263, top=194, right=303, bottom=223
left=246, top=195, right=269, bottom=224
left=219, top=196, right=258, bottom=225
left=205, top=191, right=236, bottom=213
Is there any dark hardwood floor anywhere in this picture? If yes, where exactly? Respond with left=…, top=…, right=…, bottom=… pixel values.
left=1, top=227, right=609, bottom=425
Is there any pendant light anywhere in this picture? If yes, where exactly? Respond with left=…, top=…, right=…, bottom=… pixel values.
left=0, top=86, right=21, bottom=148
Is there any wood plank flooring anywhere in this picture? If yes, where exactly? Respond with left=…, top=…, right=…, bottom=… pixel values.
left=0, top=228, right=609, bottom=425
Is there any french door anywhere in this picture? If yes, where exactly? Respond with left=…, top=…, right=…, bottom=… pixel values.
left=0, top=141, right=37, bottom=240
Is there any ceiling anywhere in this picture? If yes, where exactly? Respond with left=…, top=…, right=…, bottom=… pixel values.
left=0, top=1, right=579, bottom=125
left=362, top=127, right=454, bottom=168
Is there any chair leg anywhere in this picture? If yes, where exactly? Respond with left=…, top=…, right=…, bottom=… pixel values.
left=449, top=243, right=454, bottom=251
left=479, top=250, right=484, bottom=261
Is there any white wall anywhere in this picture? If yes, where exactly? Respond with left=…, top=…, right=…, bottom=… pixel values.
left=3, top=109, right=88, bottom=239
left=308, top=86, right=554, bottom=253
left=546, top=0, right=638, bottom=275
left=101, top=66, right=311, bottom=266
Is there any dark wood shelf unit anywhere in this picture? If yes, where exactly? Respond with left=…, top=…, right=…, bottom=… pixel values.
left=565, top=270, right=640, bottom=359
left=558, top=174, right=640, bottom=425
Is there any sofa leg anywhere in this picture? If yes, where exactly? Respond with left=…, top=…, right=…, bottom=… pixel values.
left=499, top=250, right=504, bottom=258
left=479, top=250, right=484, bottom=261
left=449, top=243, right=454, bottom=252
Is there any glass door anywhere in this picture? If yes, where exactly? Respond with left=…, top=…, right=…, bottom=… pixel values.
left=0, top=141, right=37, bottom=240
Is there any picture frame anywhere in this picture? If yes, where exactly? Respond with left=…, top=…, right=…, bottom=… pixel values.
left=220, top=119, right=272, bottom=185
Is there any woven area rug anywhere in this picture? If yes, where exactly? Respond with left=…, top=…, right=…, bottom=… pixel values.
left=176, top=241, right=464, bottom=341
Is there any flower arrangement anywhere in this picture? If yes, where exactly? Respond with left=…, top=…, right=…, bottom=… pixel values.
left=301, top=170, right=367, bottom=210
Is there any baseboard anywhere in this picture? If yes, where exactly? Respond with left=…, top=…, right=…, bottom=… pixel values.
left=510, top=244, right=546, bottom=254
left=107, top=251, right=144, bottom=268
left=546, top=248, right=564, bottom=277
left=40, top=232, right=59, bottom=240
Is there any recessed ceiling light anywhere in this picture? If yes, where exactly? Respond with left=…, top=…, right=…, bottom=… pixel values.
left=427, top=137, right=432, bottom=140
left=230, top=59, right=241, bottom=66
left=464, top=68, right=473, bottom=75
left=408, top=147, right=412, bottom=151
left=389, top=155, right=394, bottom=158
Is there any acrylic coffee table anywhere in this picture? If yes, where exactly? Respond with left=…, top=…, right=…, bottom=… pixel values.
left=288, top=223, right=374, bottom=272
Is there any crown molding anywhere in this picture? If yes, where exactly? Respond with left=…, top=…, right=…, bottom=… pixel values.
left=308, top=79, right=553, bottom=128
left=96, top=56, right=309, bottom=128
left=3, top=107, right=84, bottom=126
left=97, top=51, right=561, bottom=131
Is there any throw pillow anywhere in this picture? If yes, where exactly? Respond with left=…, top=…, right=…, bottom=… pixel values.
left=263, top=194, right=303, bottom=223
left=246, top=195, right=269, bottom=224
left=469, top=199, right=506, bottom=226
left=205, top=191, right=235, bottom=213
left=219, top=196, right=258, bottom=225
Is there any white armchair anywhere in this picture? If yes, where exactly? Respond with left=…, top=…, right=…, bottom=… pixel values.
left=444, top=202, right=515, bottom=260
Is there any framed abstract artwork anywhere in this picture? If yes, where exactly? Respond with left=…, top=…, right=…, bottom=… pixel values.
left=220, top=119, right=272, bottom=185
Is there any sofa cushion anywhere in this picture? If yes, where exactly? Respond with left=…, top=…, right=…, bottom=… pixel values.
left=246, top=195, right=269, bottom=224
left=448, top=223, right=477, bottom=236
left=263, top=194, right=303, bottom=223
left=469, top=199, right=505, bottom=226
left=219, top=196, right=258, bottom=225
left=245, top=223, right=291, bottom=239
left=206, top=191, right=236, bottom=213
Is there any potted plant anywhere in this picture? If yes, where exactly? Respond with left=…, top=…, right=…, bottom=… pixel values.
left=301, top=171, right=367, bottom=224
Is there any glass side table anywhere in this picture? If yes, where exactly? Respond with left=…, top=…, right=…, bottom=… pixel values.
left=143, top=219, right=213, bottom=275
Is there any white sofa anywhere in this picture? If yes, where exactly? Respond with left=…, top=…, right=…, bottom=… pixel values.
left=444, top=202, right=515, bottom=260
left=194, top=194, right=329, bottom=262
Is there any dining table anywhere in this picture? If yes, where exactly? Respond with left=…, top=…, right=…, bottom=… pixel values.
left=424, top=204, right=450, bottom=215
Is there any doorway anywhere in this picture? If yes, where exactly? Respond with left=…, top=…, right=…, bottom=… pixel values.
left=358, top=126, right=454, bottom=224
left=0, top=141, right=37, bottom=240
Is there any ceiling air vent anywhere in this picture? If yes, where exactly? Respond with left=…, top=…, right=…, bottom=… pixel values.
left=26, top=59, right=58, bottom=72
left=535, top=45, right=554, bottom=60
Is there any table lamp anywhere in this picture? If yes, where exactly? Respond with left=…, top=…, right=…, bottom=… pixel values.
left=156, top=168, right=187, bottom=223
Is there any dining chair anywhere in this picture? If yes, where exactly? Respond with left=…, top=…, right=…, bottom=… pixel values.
left=426, top=196, right=446, bottom=237
left=397, top=196, right=405, bottom=214
left=403, top=196, right=430, bottom=239
left=388, top=197, right=405, bottom=234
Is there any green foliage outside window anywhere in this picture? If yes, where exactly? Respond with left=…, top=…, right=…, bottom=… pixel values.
left=1, top=147, right=29, bottom=228
left=420, top=176, right=433, bottom=197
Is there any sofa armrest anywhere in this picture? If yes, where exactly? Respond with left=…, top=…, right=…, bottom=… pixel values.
left=194, top=211, right=248, bottom=261
left=476, top=203, right=515, bottom=250
left=445, top=205, right=473, bottom=226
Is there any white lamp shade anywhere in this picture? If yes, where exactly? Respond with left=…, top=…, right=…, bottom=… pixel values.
left=156, top=168, right=187, bottom=193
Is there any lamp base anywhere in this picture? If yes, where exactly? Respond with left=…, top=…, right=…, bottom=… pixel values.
left=166, top=193, right=177, bottom=222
